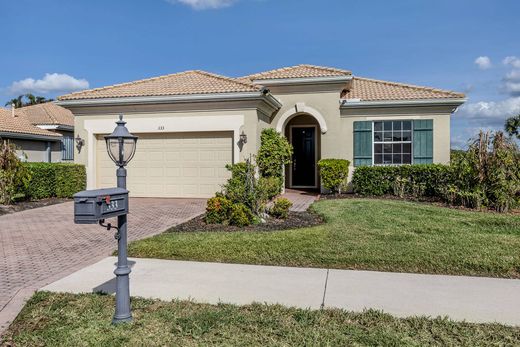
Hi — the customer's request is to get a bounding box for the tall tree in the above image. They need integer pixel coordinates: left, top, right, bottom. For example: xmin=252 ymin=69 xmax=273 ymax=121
xmin=5 ymin=95 xmax=24 ymax=108
xmin=505 ymin=114 xmax=520 ymax=140
xmin=4 ymin=94 xmax=53 ymax=108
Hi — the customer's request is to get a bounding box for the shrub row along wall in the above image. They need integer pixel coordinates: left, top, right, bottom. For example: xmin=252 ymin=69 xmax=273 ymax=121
xmin=352 ymin=164 xmax=452 ymax=197
xmin=24 ymin=163 xmax=86 ymax=199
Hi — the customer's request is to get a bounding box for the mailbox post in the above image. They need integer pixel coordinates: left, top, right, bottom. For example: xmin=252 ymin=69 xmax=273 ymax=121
xmin=104 ymin=115 xmax=138 ymax=324
xmin=74 ymin=115 xmax=137 ymax=325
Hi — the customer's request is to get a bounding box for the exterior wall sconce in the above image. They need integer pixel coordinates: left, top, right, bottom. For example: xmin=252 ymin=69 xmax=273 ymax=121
xmin=75 ymin=135 xmax=85 ymax=153
xmin=239 ymin=131 xmax=247 ymax=144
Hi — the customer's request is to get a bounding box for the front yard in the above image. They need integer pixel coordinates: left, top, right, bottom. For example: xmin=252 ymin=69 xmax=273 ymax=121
xmin=3 ymin=291 xmax=519 ymax=346
xmin=128 ymin=198 xmax=520 ymax=278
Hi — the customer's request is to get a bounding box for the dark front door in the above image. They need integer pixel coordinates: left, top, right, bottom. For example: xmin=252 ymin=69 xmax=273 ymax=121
xmin=291 ymin=127 xmax=316 ymax=187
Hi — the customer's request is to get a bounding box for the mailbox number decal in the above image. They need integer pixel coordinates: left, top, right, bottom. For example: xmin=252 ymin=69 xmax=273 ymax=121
xmin=105 ymin=200 xmax=119 ymax=212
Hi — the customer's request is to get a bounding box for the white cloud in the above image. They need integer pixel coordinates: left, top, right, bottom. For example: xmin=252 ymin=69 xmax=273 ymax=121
xmin=503 ymin=69 xmax=520 ymax=96
xmin=455 ymin=97 xmax=520 ymax=125
xmin=165 ymin=0 xmax=237 ymax=10
xmin=503 ymin=56 xmax=520 ymax=69
xmin=474 ymin=56 xmax=492 ymax=70
xmin=9 ymin=73 xmax=89 ymax=94
xmin=451 ymin=97 xmax=520 ymax=148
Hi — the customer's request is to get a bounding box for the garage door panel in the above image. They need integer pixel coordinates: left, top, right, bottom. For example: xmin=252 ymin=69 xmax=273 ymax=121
xmin=96 ymin=131 xmax=232 ymax=198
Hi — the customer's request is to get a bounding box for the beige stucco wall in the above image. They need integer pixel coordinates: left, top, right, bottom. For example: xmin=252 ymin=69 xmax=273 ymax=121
xmin=69 ymin=89 xmax=454 ymax=192
xmin=72 ymin=104 xmax=261 ymax=189
xmin=10 ymin=138 xmax=61 ymax=163
xmin=264 ymin=89 xmax=453 ymax=187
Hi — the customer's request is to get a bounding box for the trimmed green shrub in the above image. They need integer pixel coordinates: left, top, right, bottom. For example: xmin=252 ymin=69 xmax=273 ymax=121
xmin=257 ymin=128 xmax=293 ymax=180
xmin=229 ymin=203 xmax=253 ymax=227
xmin=318 ymin=159 xmax=350 ymax=194
xmin=24 ymin=163 xmax=56 ymax=199
xmin=205 ymin=195 xmax=232 ymax=224
xmin=24 ymin=162 xmax=86 ymax=199
xmin=269 ymin=197 xmax=292 ymax=219
xmin=0 ymin=141 xmax=31 ymax=204
xmin=55 ymin=164 xmax=86 ymax=198
xmin=352 ymin=164 xmax=452 ymax=197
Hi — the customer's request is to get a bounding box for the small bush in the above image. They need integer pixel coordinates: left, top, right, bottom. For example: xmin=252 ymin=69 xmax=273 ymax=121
xmin=269 ymin=197 xmax=293 ymax=219
xmin=222 ymin=161 xmax=258 ymax=213
xmin=0 ymin=141 xmax=31 ymax=204
xmin=205 ymin=195 xmax=232 ymax=224
xmin=229 ymin=203 xmax=253 ymax=227
xmin=257 ymin=128 xmax=293 ymax=179
xmin=318 ymin=159 xmax=350 ymax=194
xmin=257 ymin=176 xmax=282 ymax=201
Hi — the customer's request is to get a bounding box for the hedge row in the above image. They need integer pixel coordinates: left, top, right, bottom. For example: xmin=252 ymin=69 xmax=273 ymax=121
xmin=23 ymin=163 xmax=86 ymax=199
xmin=351 ymin=164 xmax=452 ymax=197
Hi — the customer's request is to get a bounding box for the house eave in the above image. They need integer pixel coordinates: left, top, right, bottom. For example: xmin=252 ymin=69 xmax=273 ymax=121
xmin=340 ymin=98 xmax=466 ymax=110
xmin=0 ymin=132 xmax=62 ymax=141
xmin=56 ymin=92 xmax=282 ymax=110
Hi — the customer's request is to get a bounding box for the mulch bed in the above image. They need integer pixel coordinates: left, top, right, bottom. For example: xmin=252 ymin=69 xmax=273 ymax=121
xmin=0 ymin=198 xmax=70 ymax=216
xmin=169 ymin=211 xmax=324 ymax=233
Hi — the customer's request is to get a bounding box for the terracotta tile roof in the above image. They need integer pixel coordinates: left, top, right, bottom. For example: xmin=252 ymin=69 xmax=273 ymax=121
xmin=243 ymin=64 xmax=352 ymax=80
xmin=18 ymin=102 xmax=74 ymax=127
xmin=0 ymin=109 xmax=62 ymax=138
xmin=343 ymin=77 xmax=465 ymax=101
xmin=58 ymin=70 xmax=260 ymax=101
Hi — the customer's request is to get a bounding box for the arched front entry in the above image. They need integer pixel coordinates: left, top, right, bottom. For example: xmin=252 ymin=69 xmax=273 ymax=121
xmin=284 ymin=114 xmax=321 ymax=189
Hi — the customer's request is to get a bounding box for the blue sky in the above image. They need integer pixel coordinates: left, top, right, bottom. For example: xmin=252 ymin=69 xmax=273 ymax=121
xmin=1 ymin=0 xmax=519 ymax=148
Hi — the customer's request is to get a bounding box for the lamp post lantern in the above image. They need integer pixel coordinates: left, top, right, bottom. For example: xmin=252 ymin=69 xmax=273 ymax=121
xmin=104 ymin=114 xmax=138 ymax=324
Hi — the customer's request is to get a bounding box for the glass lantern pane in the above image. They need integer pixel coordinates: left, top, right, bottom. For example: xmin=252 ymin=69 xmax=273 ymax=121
xmin=107 ymin=138 xmax=120 ymax=164
xmin=122 ymin=139 xmax=136 ymax=164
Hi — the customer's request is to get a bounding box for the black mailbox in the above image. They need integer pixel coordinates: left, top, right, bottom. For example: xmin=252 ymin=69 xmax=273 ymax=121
xmin=73 ymin=187 xmax=129 ymax=224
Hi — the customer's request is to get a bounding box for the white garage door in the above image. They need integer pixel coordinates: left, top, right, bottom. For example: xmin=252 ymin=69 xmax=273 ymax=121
xmin=96 ymin=132 xmax=233 ymax=198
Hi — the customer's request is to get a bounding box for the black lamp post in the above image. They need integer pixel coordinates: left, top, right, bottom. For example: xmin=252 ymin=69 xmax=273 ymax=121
xmin=104 ymin=115 xmax=138 ymax=324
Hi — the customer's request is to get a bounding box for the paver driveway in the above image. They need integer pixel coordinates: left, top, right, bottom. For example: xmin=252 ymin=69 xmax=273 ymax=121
xmin=0 ymin=198 xmax=205 ymax=331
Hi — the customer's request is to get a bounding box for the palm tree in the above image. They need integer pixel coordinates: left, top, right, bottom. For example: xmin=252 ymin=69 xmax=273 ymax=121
xmin=4 ymin=95 xmax=24 ymax=108
xmin=505 ymin=115 xmax=520 ymax=140
xmin=4 ymin=94 xmax=53 ymax=108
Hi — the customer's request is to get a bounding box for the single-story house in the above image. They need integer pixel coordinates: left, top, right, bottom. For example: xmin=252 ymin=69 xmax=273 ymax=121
xmin=57 ymin=64 xmax=466 ymax=197
xmin=0 ymin=107 xmax=63 ymax=162
xmin=0 ymin=102 xmax=75 ymax=162
xmin=20 ymin=102 xmax=75 ymax=161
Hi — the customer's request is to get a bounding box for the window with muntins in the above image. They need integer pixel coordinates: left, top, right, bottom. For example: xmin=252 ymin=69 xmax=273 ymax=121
xmin=373 ymin=121 xmax=412 ymax=165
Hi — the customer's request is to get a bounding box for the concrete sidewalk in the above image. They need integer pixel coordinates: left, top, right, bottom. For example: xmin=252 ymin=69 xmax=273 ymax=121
xmin=42 ymin=257 xmax=520 ymax=326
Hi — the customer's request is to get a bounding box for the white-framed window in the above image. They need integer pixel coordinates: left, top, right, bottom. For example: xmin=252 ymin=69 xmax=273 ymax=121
xmin=373 ymin=120 xmax=412 ymax=165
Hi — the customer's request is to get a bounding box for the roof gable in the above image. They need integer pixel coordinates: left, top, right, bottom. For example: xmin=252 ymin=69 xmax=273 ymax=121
xmin=243 ymin=64 xmax=352 ymax=81
xmin=58 ymin=70 xmax=260 ymax=101
xmin=19 ymin=102 xmax=74 ymax=127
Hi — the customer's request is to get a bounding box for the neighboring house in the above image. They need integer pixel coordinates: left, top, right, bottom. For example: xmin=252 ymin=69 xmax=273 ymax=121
xmin=19 ymin=102 xmax=75 ymax=161
xmin=57 ymin=64 xmax=465 ymax=197
xmin=0 ymin=108 xmax=62 ymax=162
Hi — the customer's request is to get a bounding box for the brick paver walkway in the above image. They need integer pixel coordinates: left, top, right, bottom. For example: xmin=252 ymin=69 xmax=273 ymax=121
xmin=0 ymin=198 xmax=205 ymax=332
xmin=283 ymin=189 xmax=319 ymax=212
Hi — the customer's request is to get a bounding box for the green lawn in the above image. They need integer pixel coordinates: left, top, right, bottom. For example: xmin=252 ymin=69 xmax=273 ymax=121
xmin=3 ymin=292 xmax=519 ymax=346
xmin=128 ymin=199 xmax=520 ymax=278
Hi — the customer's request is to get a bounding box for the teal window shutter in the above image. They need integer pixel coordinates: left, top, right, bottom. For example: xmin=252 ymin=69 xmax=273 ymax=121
xmin=353 ymin=121 xmax=372 ymax=166
xmin=413 ymin=120 xmax=433 ymax=164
